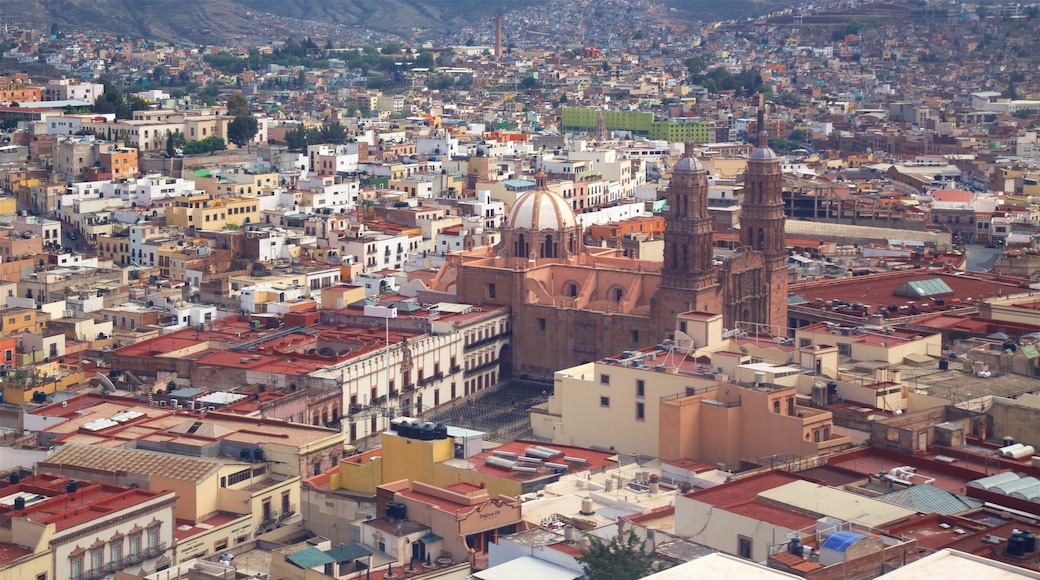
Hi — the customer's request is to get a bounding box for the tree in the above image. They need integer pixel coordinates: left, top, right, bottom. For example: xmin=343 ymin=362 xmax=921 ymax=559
xmin=520 ymin=75 xmax=539 ymax=89
xmin=284 ymin=125 xmax=309 ymax=151
xmin=183 ymin=135 xmax=226 ymax=155
xmin=226 ymin=91 xmax=249 ymax=117
xmin=578 ymin=532 xmax=665 ymax=580
xmin=415 ymin=51 xmax=435 ymax=68
xmin=684 ymin=56 xmax=706 ymax=76
xmin=788 ymin=128 xmax=807 ymax=142
xmin=227 ymin=116 xmax=259 ymax=149
xmin=318 ymin=120 xmax=348 ymax=144
xmin=381 ymin=42 xmax=402 ymax=55
xmin=778 ymin=90 xmax=802 ymax=107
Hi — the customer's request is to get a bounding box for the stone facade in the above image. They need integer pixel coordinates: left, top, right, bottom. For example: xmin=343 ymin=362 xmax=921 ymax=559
xmin=437 ymin=128 xmax=789 ymax=376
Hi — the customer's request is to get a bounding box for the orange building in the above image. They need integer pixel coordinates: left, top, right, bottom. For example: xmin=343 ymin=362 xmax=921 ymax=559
xmin=0 ymin=86 xmax=40 ymax=103
xmin=586 ymin=216 xmax=665 ymax=243
xmin=0 ymin=337 xmax=14 ymax=367
xmin=100 ymin=147 xmax=138 ymax=179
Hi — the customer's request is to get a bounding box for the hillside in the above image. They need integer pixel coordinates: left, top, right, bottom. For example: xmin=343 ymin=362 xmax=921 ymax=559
xmin=2 ymin=0 xmax=791 ymax=44
xmin=2 ymin=0 xmax=313 ymax=43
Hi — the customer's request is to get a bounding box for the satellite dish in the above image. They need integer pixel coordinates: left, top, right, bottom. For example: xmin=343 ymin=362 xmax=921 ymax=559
xmin=97 ymin=373 xmax=117 ymax=392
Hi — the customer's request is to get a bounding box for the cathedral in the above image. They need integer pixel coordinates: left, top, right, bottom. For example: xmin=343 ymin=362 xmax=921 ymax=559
xmin=427 ymin=107 xmax=788 ymax=379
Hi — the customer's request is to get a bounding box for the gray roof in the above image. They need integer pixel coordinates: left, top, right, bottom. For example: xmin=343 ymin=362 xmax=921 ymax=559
xmin=878 ymin=484 xmax=983 ymax=515
xmin=674 ymin=156 xmax=704 ymax=172
xmin=750 ymin=146 xmax=779 ymax=161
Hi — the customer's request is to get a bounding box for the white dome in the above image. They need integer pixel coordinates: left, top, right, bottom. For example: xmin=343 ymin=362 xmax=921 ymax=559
xmin=506 ymin=188 xmax=577 ymax=231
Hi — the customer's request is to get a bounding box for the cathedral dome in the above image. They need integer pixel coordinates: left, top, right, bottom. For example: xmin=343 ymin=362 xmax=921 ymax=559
xmin=749 ymin=145 xmax=779 ymax=161
xmin=505 ymin=172 xmax=577 ymax=231
xmin=674 ymin=141 xmax=703 ymax=172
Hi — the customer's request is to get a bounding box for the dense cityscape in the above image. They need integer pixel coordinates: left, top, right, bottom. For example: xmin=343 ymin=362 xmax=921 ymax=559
xmin=0 ymin=0 xmax=1038 ymax=578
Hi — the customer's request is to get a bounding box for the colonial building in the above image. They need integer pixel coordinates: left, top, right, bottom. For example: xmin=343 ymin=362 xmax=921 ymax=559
xmin=430 ymin=107 xmax=789 ymax=377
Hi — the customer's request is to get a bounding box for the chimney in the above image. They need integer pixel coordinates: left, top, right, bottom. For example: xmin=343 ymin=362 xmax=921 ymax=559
xmin=495 ymin=16 xmax=503 ymax=59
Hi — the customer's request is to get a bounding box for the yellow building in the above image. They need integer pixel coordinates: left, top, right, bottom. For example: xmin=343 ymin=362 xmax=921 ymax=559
xmin=0 ymin=306 xmax=43 ymax=334
xmin=165 ymin=194 xmax=260 ymax=229
xmin=196 ymin=168 xmax=279 ymax=197
xmin=0 ymin=362 xmax=85 ymax=405
xmin=0 ymin=197 xmax=17 ymax=215
xmin=319 ymin=284 xmax=366 ymax=310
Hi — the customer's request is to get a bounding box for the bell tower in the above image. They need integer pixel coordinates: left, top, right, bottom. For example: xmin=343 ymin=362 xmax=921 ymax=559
xmin=654 ymin=142 xmax=721 ymax=338
xmin=736 ymin=96 xmax=788 ymax=333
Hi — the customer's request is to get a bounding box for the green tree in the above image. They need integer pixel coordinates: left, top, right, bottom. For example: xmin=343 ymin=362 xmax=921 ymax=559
xmin=165 ymin=131 xmax=176 ymax=157
xmin=684 ymin=55 xmax=706 ymax=77
xmin=415 ymin=51 xmax=435 ymax=68
xmin=520 ymin=75 xmax=539 ymax=89
xmin=284 ymin=125 xmax=309 ymax=151
xmin=226 ymin=91 xmax=249 ymax=117
xmin=381 ymin=42 xmax=402 ymax=55
xmin=788 ymin=128 xmax=807 ymax=142
xmin=578 ymin=532 xmax=665 ymax=580
xmin=227 ymin=116 xmax=259 ymax=149
xmin=778 ymin=90 xmax=802 ymax=107
xmin=183 ymin=135 xmax=226 ymax=155
xmin=318 ymin=121 xmax=348 ymax=144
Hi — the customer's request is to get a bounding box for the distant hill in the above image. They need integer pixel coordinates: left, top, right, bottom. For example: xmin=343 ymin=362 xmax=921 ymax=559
xmin=2 ymin=0 xmax=298 ymax=43
xmin=3 ymin=0 xmax=791 ymax=44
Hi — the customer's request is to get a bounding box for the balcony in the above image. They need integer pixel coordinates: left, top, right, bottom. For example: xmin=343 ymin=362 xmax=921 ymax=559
xmin=79 ymin=544 xmax=168 ymax=580
xmin=464 ymin=331 xmax=511 ymax=352
xmin=449 ymin=365 xmax=462 ymax=374
xmin=464 ymin=359 xmax=499 ymax=377
xmin=418 ymin=372 xmax=444 ymax=386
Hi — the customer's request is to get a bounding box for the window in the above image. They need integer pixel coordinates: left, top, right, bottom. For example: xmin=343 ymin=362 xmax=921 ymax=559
xmin=91 ymin=550 xmax=103 ymax=573
xmin=600 ymin=396 xmax=610 ymax=408
xmin=537 ymin=318 xmax=546 ymax=331
xmin=227 ymin=468 xmax=251 ymax=486
xmin=636 ymin=402 xmax=645 ymax=421
xmin=111 ymin=543 xmax=122 ymax=565
xmin=487 ymin=283 xmax=496 ymax=298
xmin=738 ymin=536 xmax=753 ymax=559
xmin=837 ymin=344 xmax=851 ymax=356
xmin=636 ymin=380 xmax=645 ymax=398
xmin=630 ymin=329 xmax=639 ymax=344
xmin=71 ymin=557 xmax=83 ymax=580
xmin=600 ymin=374 xmax=610 ymax=385
xmin=130 ymin=535 xmax=141 ymax=558
xmin=215 ymin=539 xmax=228 ymax=551
xmin=148 ymin=528 xmax=159 ymax=549
xmin=773 ymin=400 xmax=780 ymax=414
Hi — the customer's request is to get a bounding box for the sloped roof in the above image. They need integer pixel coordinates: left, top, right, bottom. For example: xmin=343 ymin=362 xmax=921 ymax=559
xmin=39 ymin=444 xmax=222 ymax=483
xmin=325 ymin=543 xmax=372 ymax=562
xmin=877 ymin=484 xmax=983 ymax=516
xmin=287 ymin=547 xmax=336 ymax=569
xmin=893 ymin=278 xmax=953 ymax=298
